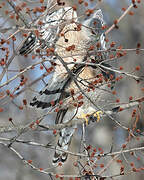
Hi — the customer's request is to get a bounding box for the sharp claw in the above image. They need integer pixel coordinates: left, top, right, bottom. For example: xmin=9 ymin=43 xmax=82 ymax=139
xmin=76 ymin=111 xmax=103 ymax=125
xmin=93 ymin=111 xmax=103 ymax=122
xmin=77 ymin=113 xmax=89 ymax=125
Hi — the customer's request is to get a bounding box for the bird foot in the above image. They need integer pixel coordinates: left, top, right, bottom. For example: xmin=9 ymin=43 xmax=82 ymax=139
xmin=77 ymin=111 xmax=103 ymax=125
xmin=92 ymin=111 xmax=103 ymax=122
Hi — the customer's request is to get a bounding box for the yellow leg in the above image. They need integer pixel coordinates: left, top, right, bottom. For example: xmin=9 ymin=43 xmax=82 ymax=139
xmin=77 ymin=112 xmax=89 ymax=125
xmin=77 ymin=111 xmax=103 ymax=125
xmin=93 ymin=111 xmax=103 ymax=122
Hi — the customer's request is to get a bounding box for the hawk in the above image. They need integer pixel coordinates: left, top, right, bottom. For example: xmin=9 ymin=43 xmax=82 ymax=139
xmin=19 ymin=7 xmax=115 ymax=164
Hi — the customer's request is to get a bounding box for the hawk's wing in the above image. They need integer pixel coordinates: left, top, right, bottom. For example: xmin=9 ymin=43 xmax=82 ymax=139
xmin=30 ymin=72 xmax=70 ymax=109
xmin=19 ymin=7 xmax=77 ymax=55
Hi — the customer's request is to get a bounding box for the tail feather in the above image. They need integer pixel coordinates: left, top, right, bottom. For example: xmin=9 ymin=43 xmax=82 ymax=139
xmin=19 ymin=33 xmax=37 ymax=55
xmin=52 ymin=127 xmax=75 ymax=164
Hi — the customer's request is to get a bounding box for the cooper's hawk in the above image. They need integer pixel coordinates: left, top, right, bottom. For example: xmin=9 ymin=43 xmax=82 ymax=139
xmin=19 ymin=7 xmax=115 ymax=164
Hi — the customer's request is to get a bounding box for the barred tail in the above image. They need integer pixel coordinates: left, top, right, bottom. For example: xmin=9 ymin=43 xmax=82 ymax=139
xmin=52 ymin=127 xmax=75 ymax=164
xmin=19 ymin=33 xmax=37 ymax=55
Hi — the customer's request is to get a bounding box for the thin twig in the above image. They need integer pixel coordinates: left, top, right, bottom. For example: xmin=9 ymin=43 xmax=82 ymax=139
xmin=105 ymin=3 xmax=134 ymax=35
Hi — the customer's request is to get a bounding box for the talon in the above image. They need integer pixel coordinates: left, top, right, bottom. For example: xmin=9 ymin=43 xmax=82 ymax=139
xmin=77 ymin=113 xmax=89 ymax=125
xmin=77 ymin=111 xmax=103 ymax=125
xmin=93 ymin=111 xmax=103 ymax=122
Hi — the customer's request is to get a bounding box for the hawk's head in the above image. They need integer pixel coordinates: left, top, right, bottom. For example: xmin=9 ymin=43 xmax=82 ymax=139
xmin=82 ymin=9 xmax=105 ymax=40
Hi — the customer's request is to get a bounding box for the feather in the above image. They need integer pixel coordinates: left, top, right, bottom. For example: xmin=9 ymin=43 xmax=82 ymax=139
xmin=19 ymin=7 xmax=77 ymax=55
